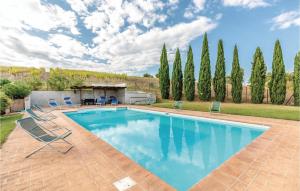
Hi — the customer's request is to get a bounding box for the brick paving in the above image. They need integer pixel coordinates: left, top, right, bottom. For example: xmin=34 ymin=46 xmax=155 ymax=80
xmin=0 ymin=105 xmax=299 ymax=191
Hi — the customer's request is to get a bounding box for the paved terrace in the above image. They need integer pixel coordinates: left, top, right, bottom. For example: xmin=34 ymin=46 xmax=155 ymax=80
xmin=0 ymin=106 xmax=299 ymax=191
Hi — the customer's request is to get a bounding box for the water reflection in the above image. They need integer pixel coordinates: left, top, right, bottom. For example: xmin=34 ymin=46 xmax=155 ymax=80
xmin=183 ymin=119 xmax=196 ymax=161
xmin=159 ymin=116 xmax=170 ymax=160
xmin=171 ymin=118 xmax=183 ymax=156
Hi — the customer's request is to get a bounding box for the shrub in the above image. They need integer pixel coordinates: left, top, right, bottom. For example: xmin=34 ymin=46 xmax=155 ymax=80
xmin=3 ymin=82 xmax=32 ymax=99
xmin=0 ymin=92 xmax=12 ymax=114
xmin=0 ymin=79 xmax=11 ymax=88
xmin=143 ymin=73 xmax=153 ymax=78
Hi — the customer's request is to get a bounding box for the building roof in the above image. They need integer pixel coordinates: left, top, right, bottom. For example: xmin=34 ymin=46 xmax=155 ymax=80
xmin=71 ymin=83 xmax=126 ymax=89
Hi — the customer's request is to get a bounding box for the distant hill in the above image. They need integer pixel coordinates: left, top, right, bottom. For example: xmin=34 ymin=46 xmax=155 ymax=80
xmin=0 ymin=66 xmax=160 ymax=94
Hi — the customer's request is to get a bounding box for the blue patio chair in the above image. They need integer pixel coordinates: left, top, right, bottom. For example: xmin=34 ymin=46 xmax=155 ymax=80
xmin=17 ymin=117 xmax=73 ymax=158
xmin=111 ymin=97 xmax=118 ymax=105
xmin=48 ymin=99 xmax=60 ymax=109
xmin=63 ymin=97 xmax=80 ymax=107
xmin=96 ymin=96 xmax=106 ymax=106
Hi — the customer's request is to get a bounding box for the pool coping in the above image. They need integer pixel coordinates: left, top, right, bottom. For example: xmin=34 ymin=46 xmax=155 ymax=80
xmin=58 ymin=105 xmax=299 ymax=191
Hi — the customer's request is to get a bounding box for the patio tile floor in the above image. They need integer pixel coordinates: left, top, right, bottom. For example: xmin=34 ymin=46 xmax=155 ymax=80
xmin=0 ymin=105 xmax=299 ymax=191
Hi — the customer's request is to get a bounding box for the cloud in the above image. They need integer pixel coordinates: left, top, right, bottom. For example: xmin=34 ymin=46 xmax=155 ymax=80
xmin=222 ymin=0 xmax=270 ymax=9
xmin=271 ymin=10 xmax=300 ymax=30
xmin=184 ymin=0 xmax=206 ymax=19
xmin=0 ymin=0 xmax=219 ymax=75
xmin=193 ymin=0 xmax=206 ymax=10
xmin=0 ymin=0 xmax=79 ymax=34
xmin=90 ymin=17 xmax=218 ymax=73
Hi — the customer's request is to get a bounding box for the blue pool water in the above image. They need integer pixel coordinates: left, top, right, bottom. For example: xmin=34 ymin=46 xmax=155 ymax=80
xmin=65 ymin=108 xmax=266 ymax=191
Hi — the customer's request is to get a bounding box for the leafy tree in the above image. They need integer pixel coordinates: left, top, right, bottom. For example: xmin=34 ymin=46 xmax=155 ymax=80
xmin=213 ymin=40 xmax=226 ymax=102
xmin=159 ymin=44 xmax=170 ymax=99
xmin=143 ymin=73 xmax=153 ymax=78
xmin=47 ymin=68 xmax=69 ymax=91
xmin=0 ymin=79 xmax=11 ymax=88
xmin=231 ymin=45 xmax=244 ymax=103
xmin=0 ymin=91 xmax=12 ymax=114
xmin=27 ymin=77 xmax=43 ymax=90
xmin=26 ymin=69 xmax=43 ymax=90
xmin=250 ymin=47 xmax=267 ymax=104
xmin=294 ymin=52 xmax=300 ymax=106
xmin=269 ymin=40 xmax=286 ymax=104
xmin=184 ymin=46 xmax=195 ymax=101
xmin=67 ymin=75 xmax=84 ymax=87
xmin=198 ymin=33 xmax=211 ymax=101
xmin=171 ymin=48 xmax=183 ymax=101
xmin=3 ymin=81 xmax=31 ymax=99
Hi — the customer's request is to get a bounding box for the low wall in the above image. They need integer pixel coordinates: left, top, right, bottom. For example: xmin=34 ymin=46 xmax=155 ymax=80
xmin=30 ymin=91 xmax=80 ymax=107
xmin=125 ymin=91 xmax=156 ymax=104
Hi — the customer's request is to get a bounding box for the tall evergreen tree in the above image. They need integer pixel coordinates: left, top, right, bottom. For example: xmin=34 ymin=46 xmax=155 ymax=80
xmin=198 ymin=33 xmax=211 ymax=101
xmin=269 ymin=40 xmax=286 ymax=104
xmin=213 ymin=40 xmax=226 ymax=102
xmin=231 ymin=45 xmax=244 ymax=103
xmin=184 ymin=46 xmax=195 ymax=101
xmin=172 ymin=48 xmax=183 ymax=101
xmin=159 ymin=44 xmax=170 ymax=99
xmin=250 ymin=47 xmax=267 ymax=104
xmin=293 ymin=52 xmax=300 ymax=106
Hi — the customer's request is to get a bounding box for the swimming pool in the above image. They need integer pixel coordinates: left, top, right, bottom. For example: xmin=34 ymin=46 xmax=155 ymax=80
xmin=65 ymin=107 xmax=267 ymax=191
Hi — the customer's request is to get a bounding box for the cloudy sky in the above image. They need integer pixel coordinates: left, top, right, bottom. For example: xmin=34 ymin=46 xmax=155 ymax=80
xmin=0 ymin=0 xmax=299 ymax=80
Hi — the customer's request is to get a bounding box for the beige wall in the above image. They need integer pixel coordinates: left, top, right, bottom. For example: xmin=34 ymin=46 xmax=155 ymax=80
xmin=30 ymin=89 xmax=128 ymax=106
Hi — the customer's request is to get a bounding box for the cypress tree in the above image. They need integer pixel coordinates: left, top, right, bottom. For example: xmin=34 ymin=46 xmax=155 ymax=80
xmin=198 ymin=33 xmax=211 ymax=101
xmin=231 ymin=45 xmax=244 ymax=103
xmin=159 ymin=44 xmax=170 ymax=99
xmin=213 ymin=40 xmax=226 ymax=102
xmin=250 ymin=47 xmax=267 ymax=104
xmin=184 ymin=46 xmax=195 ymax=101
xmin=172 ymin=48 xmax=183 ymax=101
xmin=294 ymin=52 xmax=300 ymax=106
xmin=269 ymin=40 xmax=286 ymax=104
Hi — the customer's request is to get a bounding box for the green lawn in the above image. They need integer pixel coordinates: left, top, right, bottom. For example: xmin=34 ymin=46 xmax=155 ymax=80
xmin=0 ymin=113 xmax=23 ymax=146
xmin=152 ymin=100 xmax=300 ymax=121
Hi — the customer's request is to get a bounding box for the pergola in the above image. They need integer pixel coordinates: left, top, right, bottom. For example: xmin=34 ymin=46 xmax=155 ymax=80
xmin=71 ymin=83 xmax=126 ymax=104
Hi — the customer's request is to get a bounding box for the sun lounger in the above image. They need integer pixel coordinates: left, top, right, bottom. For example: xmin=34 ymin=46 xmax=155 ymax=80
xmin=210 ymin=101 xmax=221 ymax=112
xmin=17 ymin=117 xmax=73 ymax=158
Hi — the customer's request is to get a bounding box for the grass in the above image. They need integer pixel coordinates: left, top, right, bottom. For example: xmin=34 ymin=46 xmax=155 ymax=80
xmin=0 ymin=113 xmax=23 ymax=146
xmin=152 ymin=100 xmax=300 ymax=121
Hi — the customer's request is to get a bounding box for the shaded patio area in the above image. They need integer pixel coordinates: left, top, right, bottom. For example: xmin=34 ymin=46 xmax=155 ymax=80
xmin=0 ymin=106 xmax=299 ymax=191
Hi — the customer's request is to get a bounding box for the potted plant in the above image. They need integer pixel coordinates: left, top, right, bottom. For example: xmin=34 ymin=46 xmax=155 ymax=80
xmin=3 ymin=81 xmax=31 ymax=112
